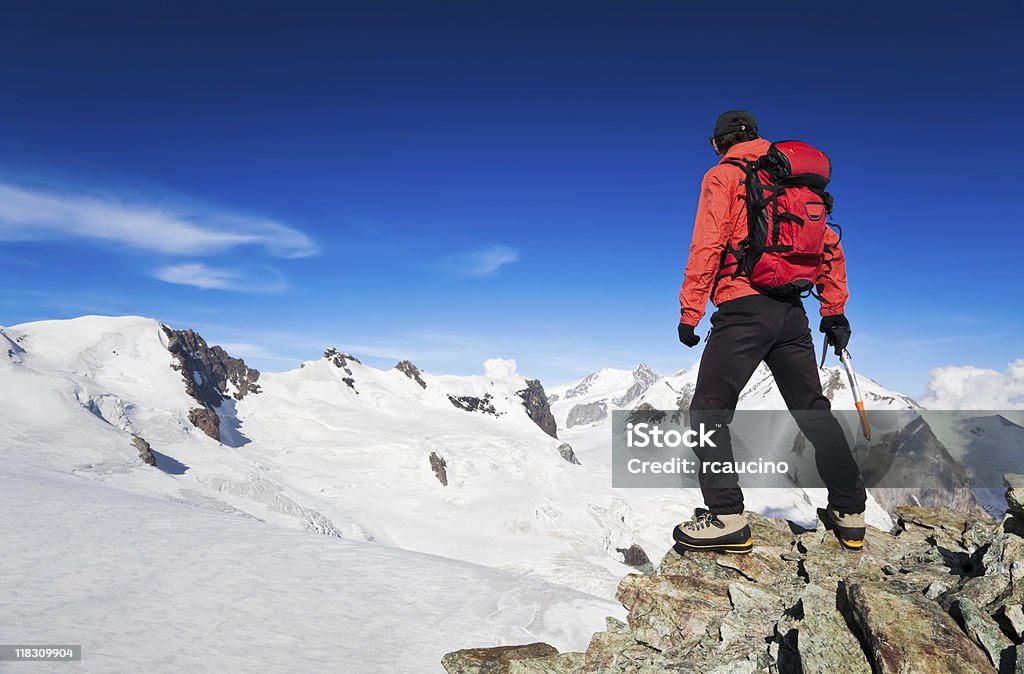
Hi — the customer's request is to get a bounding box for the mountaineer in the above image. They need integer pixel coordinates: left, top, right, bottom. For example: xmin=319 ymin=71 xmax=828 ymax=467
xmin=673 ymin=111 xmax=867 ymax=554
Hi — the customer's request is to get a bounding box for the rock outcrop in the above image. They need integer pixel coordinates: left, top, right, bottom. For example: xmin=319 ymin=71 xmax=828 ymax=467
xmin=163 ymin=326 xmax=261 ymax=407
xmin=847 ymin=582 xmax=995 ymax=673
xmin=562 ymin=372 xmax=601 ymax=401
xmin=163 ymin=325 xmax=261 ymax=441
xmin=323 ymin=347 xmax=360 ymax=374
xmin=429 ymin=451 xmax=448 ymax=487
xmin=565 ymin=401 xmax=608 ymax=429
xmin=325 ymin=348 xmax=361 ymax=393
xmin=615 ymin=543 xmax=653 ymax=574
xmin=1 ymin=327 xmax=25 ymax=363
xmin=1006 ymin=474 xmax=1024 ymax=520
xmin=557 ymin=443 xmax=581 ymax=466
xmin=395 ymin=360 xmax=427 ymax=389
xmin=188 ymin=408 xmax=221 ymax=441
xmin=441 ymin=643 xmax=558 ymax=674
xmin=448 ymin=393 xmax=501 ymax=417
xmin=611 ymin=364 xmax=659 ymax=408
xmin=517 ymin=379 xmax=558 ymax=439
xmin=444 ymin=482 xmax=1024 ymax=673
xmin=131 ymin=435 xmax=156 ymax=466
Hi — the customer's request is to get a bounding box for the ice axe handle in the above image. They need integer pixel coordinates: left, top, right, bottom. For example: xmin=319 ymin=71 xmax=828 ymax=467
xmin=820 ymin=335 xmax=827 ymax=367
xmin=855 ymin=401 xmax=872 ymax=441
xmin=839 ymin=349 xmax=872 ymax=441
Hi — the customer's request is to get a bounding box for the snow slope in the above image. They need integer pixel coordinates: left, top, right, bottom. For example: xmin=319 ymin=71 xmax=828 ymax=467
xmin=0 ymin=316 xmax=682 ymax=602
xmin=0 ymin=458 xmax=618 ymax=673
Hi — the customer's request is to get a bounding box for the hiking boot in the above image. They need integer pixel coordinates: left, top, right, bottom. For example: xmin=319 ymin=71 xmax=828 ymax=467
xmin=819 ymin=506 xmax=865 ymax=551
xmin=672 ymin=508 xmax=753 ymax=554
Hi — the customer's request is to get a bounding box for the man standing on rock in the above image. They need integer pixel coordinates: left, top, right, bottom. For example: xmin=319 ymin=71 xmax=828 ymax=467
xmin=673 ymin=111 xmax=867 ymax=554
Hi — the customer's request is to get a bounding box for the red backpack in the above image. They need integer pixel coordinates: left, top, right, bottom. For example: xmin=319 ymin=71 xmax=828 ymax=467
xmin=717 ymin=141 xmax=839 ymax=297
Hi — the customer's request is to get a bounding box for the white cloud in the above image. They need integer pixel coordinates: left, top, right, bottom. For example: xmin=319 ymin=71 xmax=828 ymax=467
xmin=483 ymin=357 xmax=517 ymax=378
xmin=0 ymin=182 xmax=318 ymax=258
xmin=152 ymin=263 xmax=288 ymax=293
xmin=920 ymin=358 xmax=1024 ymax=409
xmin=444 ymin=245 xmax=519 ymax=278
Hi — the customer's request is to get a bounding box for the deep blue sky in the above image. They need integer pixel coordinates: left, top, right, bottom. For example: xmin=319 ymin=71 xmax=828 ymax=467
xmin=1 ymin=1 xmax=1022 ymax=397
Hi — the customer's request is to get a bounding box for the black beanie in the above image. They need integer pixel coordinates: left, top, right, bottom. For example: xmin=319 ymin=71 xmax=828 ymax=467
xmin=713 ymin=110 xmax=758 ymax=138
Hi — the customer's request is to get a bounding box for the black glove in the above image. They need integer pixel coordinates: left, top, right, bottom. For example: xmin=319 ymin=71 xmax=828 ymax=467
xmin=819 ymin=314 xmax=851 ymax=355
xmin=678 ymin=323 xmax=700 ymax=348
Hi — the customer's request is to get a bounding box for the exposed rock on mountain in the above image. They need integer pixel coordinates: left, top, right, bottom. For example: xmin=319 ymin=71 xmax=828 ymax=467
xmin=858 ymin=416 xmax=986 ymax=516
xmin=131 ymin=435 xmax=156 ymax=466
xmin=395 ymin=360 xmax=427 ymax=389
xmin=442 ymin=643 xmax=558 ymax=674
xmin=821 ymin=368 xmax=845 ymax=401
xmin=562 ymin=372 xmax=602 ymax=401
xmin=517 ymin=379 xmax=557 ymax=439
xmin=323 ymin=347 xmax=360 ymax=375
xmin=847 ymin=581 xmax=995 ymax=673
xmin=557 ymin=443 xmax=581 ymax=466
xmin=797 ymin=583 xmax=871 ymax=673
xmin=188 ymin=408 xmax=221 ymax=441
xmin=163 ymin=326 xmax=261 ymax=407
xmin=1 ymin=328 xmax=25 ymax=363
xmin=448 ymin=393 xmax=500 ymax=416
xmin=163 ymin=325 xmax=261 ymax=441
xmin=566 ymin=401 xmax=607 ymax=429
xmin=1005 ymin=474 xmax=1024 ymax=519
xmin=611 ymin=364 xmax=659 ymax=408
xmin=669 ymin=382 xmax=695 ymax=421
xmin=949 ymin=597 xmax=1013 ymax=668
xmin=429 ymin=451 xmax=448 ymax=487
xmin=444 ymin=483 xmax=1024 ymax=673
xmin=623 ymin=402 xmax=665 ymax=426
xmin=615 ymin=544 xmax=652 ymax=574
xmin=820 ymin=366 xmax=920 ymax=409
xmin=322 ymin=348 xmax=362 ymax=393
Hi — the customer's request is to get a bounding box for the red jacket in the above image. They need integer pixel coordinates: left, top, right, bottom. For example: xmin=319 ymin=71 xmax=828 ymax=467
xmin=679 ymin=138 xmax=848 ymax=326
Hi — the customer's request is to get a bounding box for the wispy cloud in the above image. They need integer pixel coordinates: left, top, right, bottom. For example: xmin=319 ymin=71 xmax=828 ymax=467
xmin=0 ymin=182 xmax=318 ymax=258
xmin=152 ymin=262 xmax=288 ymax=293
xmin=442 ymin=245 xmax=519 ymax=278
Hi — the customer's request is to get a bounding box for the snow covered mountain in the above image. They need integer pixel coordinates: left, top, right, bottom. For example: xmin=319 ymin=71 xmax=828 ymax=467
xmin=0 ymin=316 xmax=644 ymax=594
xmin=0 ymin=317 xmax=889 ymax=586
xmin=549 ymin=359 xmax=1017 ymax=517
xmin=3 ymin=315 xmax=1016 ymax=670
xmin=548 ymin=361 xmax=919 ymax=432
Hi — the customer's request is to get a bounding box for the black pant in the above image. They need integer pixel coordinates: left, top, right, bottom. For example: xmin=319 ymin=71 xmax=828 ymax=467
xmin=689 ymin=294 xmax=866 ymax=515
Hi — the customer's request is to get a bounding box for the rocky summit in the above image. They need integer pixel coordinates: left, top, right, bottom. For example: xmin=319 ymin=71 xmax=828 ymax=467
xmin=443 ymin=476 xmax=1024 ymax=673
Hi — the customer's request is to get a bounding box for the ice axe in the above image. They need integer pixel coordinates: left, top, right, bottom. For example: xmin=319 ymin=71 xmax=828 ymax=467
xmin=821 ymin=336 xmax=872 ymax=440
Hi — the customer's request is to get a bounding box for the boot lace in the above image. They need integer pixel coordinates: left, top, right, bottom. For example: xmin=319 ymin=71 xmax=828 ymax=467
xmin=685 ymin=511 xmax=718 ymax=531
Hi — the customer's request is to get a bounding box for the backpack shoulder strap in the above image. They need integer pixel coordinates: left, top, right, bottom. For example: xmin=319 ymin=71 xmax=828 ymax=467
xmin=711 ymin=157 xmax=756 ymax=284
xmin=719 ymin=157 xmax=754 ymax=174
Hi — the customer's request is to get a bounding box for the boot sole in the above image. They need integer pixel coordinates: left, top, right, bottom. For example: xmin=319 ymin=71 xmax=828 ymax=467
xmin=673 ymin=539 xmax=753 ymax=555
xmin=817 ymin=508 xmax=865 ymax=551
